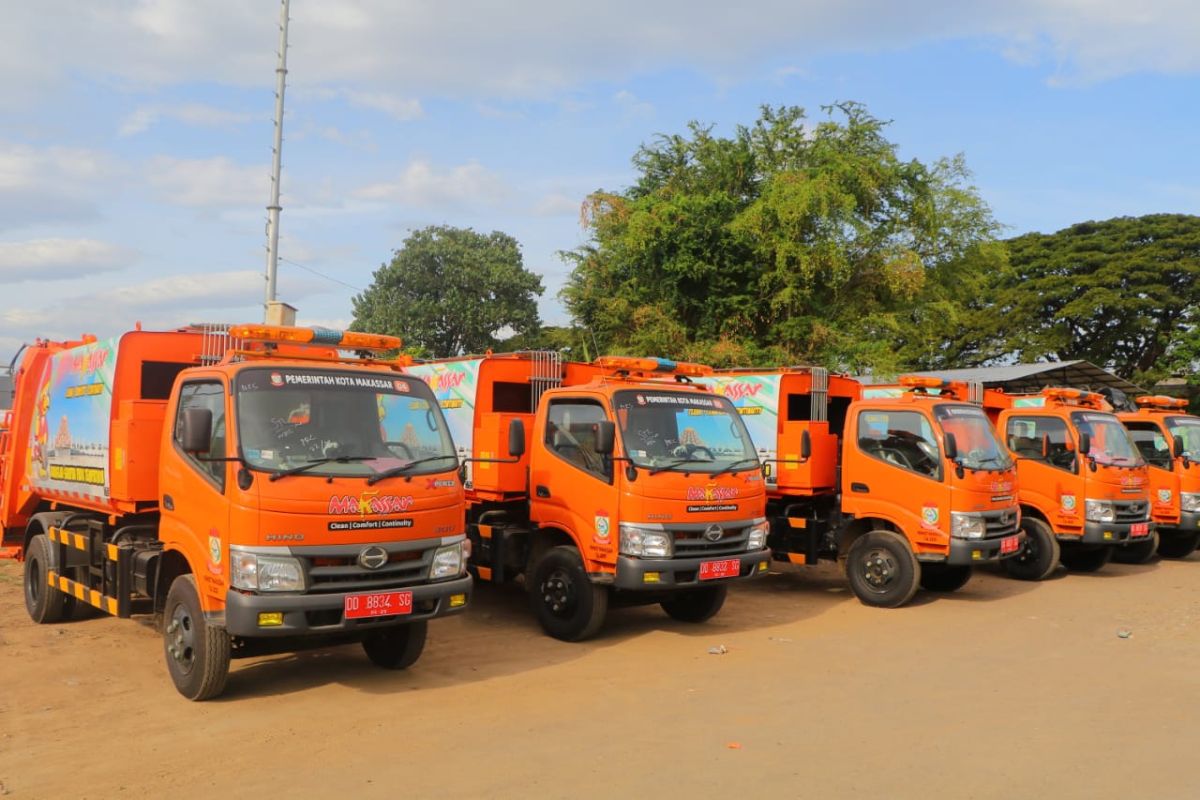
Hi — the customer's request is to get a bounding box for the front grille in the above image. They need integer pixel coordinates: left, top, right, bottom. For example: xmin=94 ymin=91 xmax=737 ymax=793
xmin=982 ymin=508 xmax=1019 ymax=539
xmin=301 ymin=545 xmax=435 ymax=593
xmin=673 ymin=525 xmax=749 ymax=558
xmin=1115 ymin=501 xmax=1149 ymax=524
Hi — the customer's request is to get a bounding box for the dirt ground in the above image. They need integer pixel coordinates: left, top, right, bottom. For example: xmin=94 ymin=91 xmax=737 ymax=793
xmin=2 ymin=555 xmax=1199 ymax=800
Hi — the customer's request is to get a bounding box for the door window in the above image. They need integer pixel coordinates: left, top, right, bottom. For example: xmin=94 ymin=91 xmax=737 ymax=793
xmin=857 ymin=409 xmax=940 ymax=479
xmin=1123 ymin=421 xmax=1172 ymax=469
xmin=174 ymin=381 xmax=227 ymax=489
xmin=545 ymin=399 xmax=611 ymax=482
xmin=1005 ymin=415 xmax=1075 ymax=472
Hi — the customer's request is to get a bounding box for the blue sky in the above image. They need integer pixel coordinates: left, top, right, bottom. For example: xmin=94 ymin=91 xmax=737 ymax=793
xmin=2 ymin=1 xmax=1198 ymax=362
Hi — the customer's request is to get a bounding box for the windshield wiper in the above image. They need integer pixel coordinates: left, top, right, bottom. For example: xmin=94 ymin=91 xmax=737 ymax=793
xmin=711 ymin=457 xmax=761 ymax=477
xmin=649 ymin=457 xmax=712 ymax=476
xmin=366 ymin=455 xmax=458 ymax=485
xmin=269 ymin=455 xmax=375 ymax=482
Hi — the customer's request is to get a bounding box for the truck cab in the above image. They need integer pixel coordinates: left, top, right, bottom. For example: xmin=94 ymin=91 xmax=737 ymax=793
xmin=986 ymin=387 xmax=1152 ymax=573
xmin=1118 ymin=395 xmax=1200 ymax=558
xmin=407 ymin=354 xmax=770 ymax=641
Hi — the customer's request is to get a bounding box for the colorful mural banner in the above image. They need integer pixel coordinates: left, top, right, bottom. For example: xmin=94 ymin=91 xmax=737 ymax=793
xmin=403 ymin=359 xmax=483 ymax=459
xmin=700 ymin=375 xmax=782 ymax=477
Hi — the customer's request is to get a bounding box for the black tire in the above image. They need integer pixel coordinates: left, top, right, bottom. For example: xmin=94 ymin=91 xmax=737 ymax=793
xmin=529 ymin=545 xmax=608 ymax=641
xmin=1059 ymin=544 xmax=1114 ymax=573
xmin=1157 ymin=530 xmax=1200 ymax=559
xmin=163 ymin=575 xmax=231 ymax=701
xmin=24 ymin=534 xmax=69 ymax=624
xmin=845 ymin=530 xmax=920 ymax=608
xmin=1002 ymin=517 xmax=1061 ymax=581
xmin=1113 ymin=531 xmax=1159 ymax=565
xmin=661 ymin=585 xmax=727 ymax=623
xmin=919 ymin=564 xmax=972 ymax=593
xmin=362 ymin=621 xmax=428 ymax=670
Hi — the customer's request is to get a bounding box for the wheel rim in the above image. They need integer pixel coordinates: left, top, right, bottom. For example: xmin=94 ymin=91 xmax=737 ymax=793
xmin=540 ymin=567 xmax=578 ymax=619
xmin=166 ymin=602 xmax=197 ymax=675
xmin=1015 ymin=531 xmax=1040 ymax=565
xmin=859 ymin=547 xmax=899 ymax=593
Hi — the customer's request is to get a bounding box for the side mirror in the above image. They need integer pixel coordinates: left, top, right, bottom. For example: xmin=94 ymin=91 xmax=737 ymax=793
xmin=800 ymin=430 xmax=812 ymax=461
xmin=507 ymin=418 xmax=526 ymax=458
xmin=1078 ymin=432 xmax=1091 ymax=456
xmin=944 ymin=431 xmax=958 ymax=461
xmin=1174 ymin=435 xmax=1185 ymax=459
xmin=594 ymin=420 xmax=616 ymax=455
xmin=180 ymin=407 xmax=213 ymax=454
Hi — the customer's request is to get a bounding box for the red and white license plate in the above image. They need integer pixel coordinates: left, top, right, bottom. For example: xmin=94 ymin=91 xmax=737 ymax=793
xmin=1131 ymin=522 xmax=1150 ymax=538
xmin=344 ymin=590 xmax=413 ymax=619
xmin=699 ymin=558 xmax=741 ymax=581
xmin=1000 ymin=535 xmax=1020 ymax=555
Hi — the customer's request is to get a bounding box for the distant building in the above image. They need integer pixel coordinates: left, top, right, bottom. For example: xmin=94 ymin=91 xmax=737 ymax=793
xmin=909 ymin=360 xmax=1143 ymax=396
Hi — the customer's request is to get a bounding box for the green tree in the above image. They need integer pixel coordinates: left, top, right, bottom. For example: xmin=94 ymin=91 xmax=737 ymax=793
xmin=951 ymin=214 xmax=1200 ymax=384
xmin=352 ymin=225 xmax=544 ymax=357
xmin=562 ymin=103 xmax=999 ymax=372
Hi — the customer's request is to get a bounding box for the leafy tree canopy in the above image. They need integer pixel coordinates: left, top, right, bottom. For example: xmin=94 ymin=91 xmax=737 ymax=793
xmin=353 ymin=225 xmax=543 ymax=357
xmin=562 ymin=103 xmax=1000 ymax=373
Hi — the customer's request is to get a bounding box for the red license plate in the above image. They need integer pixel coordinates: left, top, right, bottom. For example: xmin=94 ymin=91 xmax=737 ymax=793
xmin=1000 ymin=535 xmax=1020 ymax=555
xmin=344 ymin=590 xmax=413 ymax=619
xmin=699 ymin=558 xmax=741 ymax=581
xmin=1131 ymin=522 xmax=1150 ymax=538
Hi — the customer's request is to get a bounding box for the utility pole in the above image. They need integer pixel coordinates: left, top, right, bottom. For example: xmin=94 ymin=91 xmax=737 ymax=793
xmin=263 ymin=0 xmax=290 ymax=319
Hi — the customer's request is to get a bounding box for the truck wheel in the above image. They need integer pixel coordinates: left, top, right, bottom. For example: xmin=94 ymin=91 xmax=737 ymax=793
xmin=1059 ymin=544 xmax=1113 ymax=573
xmin=163 ymin=575 xmax=231 ymax=701
xmin=1002 ymin=517 xmax=1060 ymax=581
xmin=661 ymin=585 xmax=727 ymax=623
xmin=918 ymin=564 xmax=972 ymax=592
xmin=845 ymin=530 xmax=920 ymax=608
xmin=1157 ymin=530 xmax=1200 ymax=559
xmin=529 ymin=545 xmax=608 ymax=641
xmin=362 ymin=621 xmax=428 ymax=670
xmin=1114 ymin=531 xmax=1159 ymax=564
xmin=24 ymin=534 xmax=69 ymax=624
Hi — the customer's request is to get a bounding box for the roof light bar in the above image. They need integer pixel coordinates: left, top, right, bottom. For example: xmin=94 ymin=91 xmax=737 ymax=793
xmin=1135 ymin=395 xmax=1189 ymax=409
xmin=595 ymin=356 xmax=713 ymax=377
xmin=228 ymin=324 xmax=401 ymax=352
xmin=899 ymin=375 xmax=944 ymax=389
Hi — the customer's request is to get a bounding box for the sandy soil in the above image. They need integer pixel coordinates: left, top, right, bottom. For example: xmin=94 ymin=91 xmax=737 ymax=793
xmin=1 ymin=555 xmax=1199 ymax=799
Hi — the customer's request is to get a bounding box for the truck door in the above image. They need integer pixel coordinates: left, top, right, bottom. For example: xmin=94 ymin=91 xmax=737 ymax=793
xmin=1003 ymin=414 xmax=1082 ymax=532
xmin=530 ymin=396 xmax=619 ymax=570
xmin=159 ymin=379 xmax=232 ymax=607
xmin=1125 ymin=420 xmax=1181 ymax=525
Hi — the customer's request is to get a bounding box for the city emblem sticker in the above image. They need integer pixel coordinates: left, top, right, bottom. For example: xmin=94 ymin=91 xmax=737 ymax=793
xmin=1158 ymin=489 xmax=1172 ymax=504
xmin=270 ymin=371 xmax=285 ymax=387
xmin=1061 ymin=494 xmax=1077 ymax=512
xmin=208 ymin=533 xmax=222 ymax=565
xmin=594 ymin=511 xmax=611 ymax=542
xmin=921 ymin=503 xmax=940 ymax=528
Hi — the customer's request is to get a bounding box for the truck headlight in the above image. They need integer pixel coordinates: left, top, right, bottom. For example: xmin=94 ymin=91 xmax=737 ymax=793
xmin=1085 ymin=499 xmax=1115 ymax=523
xmin=230 ymin=550 xmax=305 ymax=592
xmin=619 ymin=524 xmax=673 ymax=558
xmin=430 ymin=541 xmax=467 ymax=580
xmin=950 ymin=513 xmax=986 ymax=540
xmin=746 ymin=520 xmax=769 ymax=551
xmin=1181 ymin=493 xmax=1200 ymax=512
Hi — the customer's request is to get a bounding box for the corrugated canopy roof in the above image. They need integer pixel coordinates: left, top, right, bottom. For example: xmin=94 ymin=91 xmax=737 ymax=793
xmin=911 ymin=361 xmax=1143 ymax=395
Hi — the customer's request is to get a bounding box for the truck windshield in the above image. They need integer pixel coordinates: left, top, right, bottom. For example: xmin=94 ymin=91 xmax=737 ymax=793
xmin=934 ymin=404 xmax=1012 ymax=471
xmin=1166 ymin=416 xmax=1200 ymax=460
xmin=1071 ymin=411 xmax=1144 ymax=467
xmin=613 ymin=389 xmax=757 ymax=474
xmin=235 ymin=368 xmax=457 ymax=478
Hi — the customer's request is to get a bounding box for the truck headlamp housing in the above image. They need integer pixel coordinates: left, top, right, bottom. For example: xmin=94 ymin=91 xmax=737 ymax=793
xmin=1085 ymin=499 xmax=1115 ymax=523
xmin=430 ymin=541 xmax=467 ymax=580
xmin=230 ymin=549 xmax=305 ymax=592
xmin=950 ymin=513 xmax=986 ymax=540
xmin=619 ymin=524 xmax=673 ymax=558
xmin=746 ymin=520 xmax=770 ymax=551
xmin=1180 ymin=493 xmax=1200 ymax=513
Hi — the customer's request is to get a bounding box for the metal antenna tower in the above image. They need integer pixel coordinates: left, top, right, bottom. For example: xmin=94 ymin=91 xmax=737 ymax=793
xmin=263 ymin=0 xmax=291 ymax=318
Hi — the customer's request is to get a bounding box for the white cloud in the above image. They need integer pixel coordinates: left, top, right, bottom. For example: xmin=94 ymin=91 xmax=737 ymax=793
xmin=118 ymin=103 xmax=256 ymax=136
xmin=0 ymin=141 xmax=118 ymax=230
xmin=354 ymin=159 xmax=510 ymax=209
xmin=146 ymin=155 xmax=267 ymax=208
xmin=0 ymin=238 xmax=135 ymax=282
xmin=613 ymin=89 xmax=654 ymax=117
xmin=533 ymin=192 xmax=581 ymax=218
xmin=341 ymin=90 xmax=423 ymax=121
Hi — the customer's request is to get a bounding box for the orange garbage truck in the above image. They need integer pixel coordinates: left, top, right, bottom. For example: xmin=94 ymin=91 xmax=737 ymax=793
xmin=699 ymin=370 xmax=1023 ymax=607
xmin=982 ymin=387 xmax=1153 ymax=572
xmin=404 ymin=353 xmax=771 ymax=641
xmin=1117 ymin=395 xmax=1200 ymax=559
xmin=0 ymin=324 xmax=471 ymax=699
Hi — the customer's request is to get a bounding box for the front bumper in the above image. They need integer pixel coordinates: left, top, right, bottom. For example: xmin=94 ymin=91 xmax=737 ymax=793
xmin=1080 ymin=520 xmax=1152 ymax=545
xmin=947 ymin=531 xmax=1025 ymax=566
xmin=222 ymin=574 xmax=472 ymax=637
xmin=611 ymin=548 xmax=771 ymax=590
xmin=1175 ymin=510 xmax=1200 ymax=532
